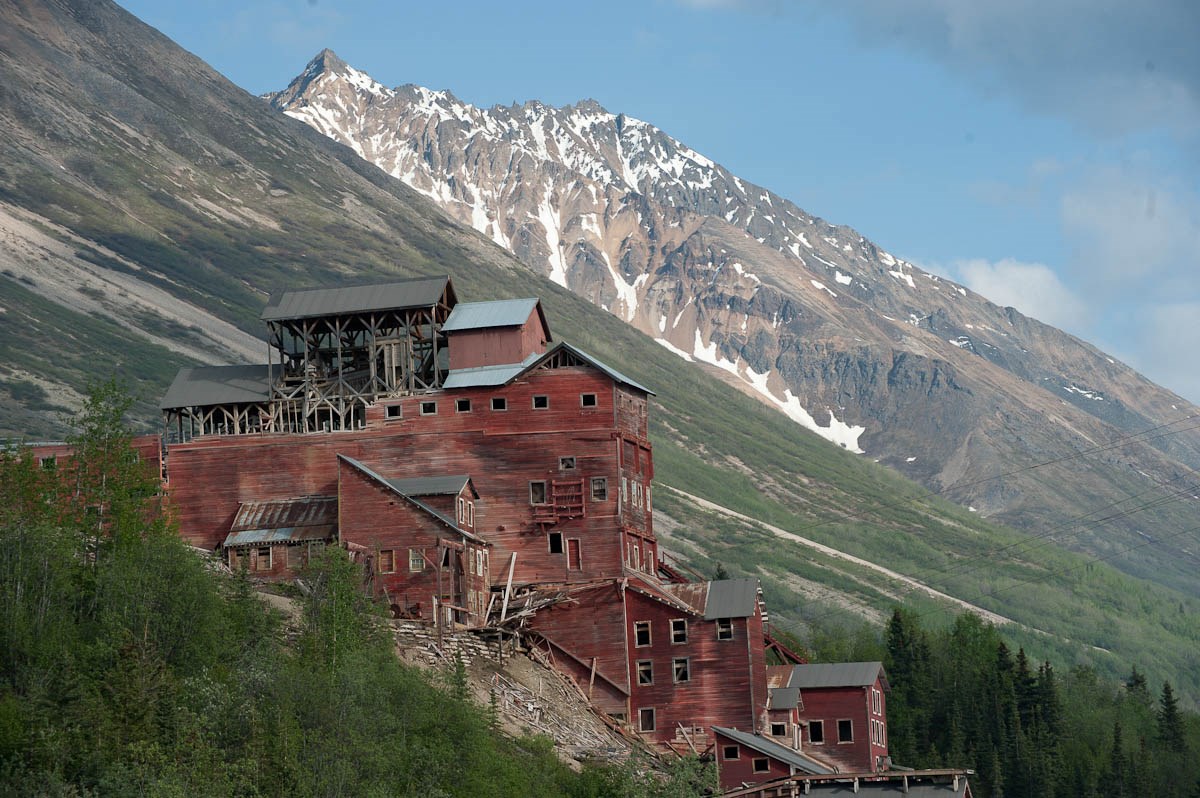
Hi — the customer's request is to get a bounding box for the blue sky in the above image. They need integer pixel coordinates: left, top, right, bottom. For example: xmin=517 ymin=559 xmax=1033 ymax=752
xmin=120 ymin=0 xmax=1200 ymax=403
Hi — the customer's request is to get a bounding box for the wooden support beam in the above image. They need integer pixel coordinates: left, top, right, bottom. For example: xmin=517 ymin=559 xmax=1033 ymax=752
xmin=499 ymin=553 xmax=517 ymax=622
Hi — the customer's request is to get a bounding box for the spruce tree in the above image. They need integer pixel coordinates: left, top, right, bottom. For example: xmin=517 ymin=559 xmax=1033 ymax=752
xmin=1157 ymin=681 xmax=1186 ymax=753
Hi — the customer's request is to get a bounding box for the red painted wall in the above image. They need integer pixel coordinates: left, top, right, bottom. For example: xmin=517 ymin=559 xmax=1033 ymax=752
xmin=713 ymin=729 xmax=794 ymax=790
xmin=447 ymin=313 xmax=548 ymax=370
xmin=797 ymin=677 xmax=888 ymax=773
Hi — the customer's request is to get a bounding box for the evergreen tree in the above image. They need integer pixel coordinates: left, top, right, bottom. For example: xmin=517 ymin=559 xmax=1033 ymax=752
xmin=1158 ymin=681 xmax=1187 ymax=753
xmin=1125 ymin=666 xmax=1151 ymax=705
xmin=1106 ymin=721 xmax=1127 ymax=798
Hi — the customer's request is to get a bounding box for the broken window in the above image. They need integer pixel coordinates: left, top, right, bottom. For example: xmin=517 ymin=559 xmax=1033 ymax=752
xmin=670 ymin=619 xmax=688 ymax=644
xmin=530 ymin=481 xmax=547 ymax=504
xmin=441 ymin=548 xmax=452 ymax=567
xmin=532 ymin=395 xmax=549 ymax=409
xmin=634 ymin=621 xmax=651 ymax=647
xmin=590 ymin=477 xmax=608 ymax=500
xmin=581 ymin=393 xmax=597 ymax=408
xmin=379 ymin=549 xmax=395 ymax=573
xmin=771 ymin=722 xmax=788 ymax=737
xmin=716 ymin=618 xmax=734 ymax=640
xmin=559 ymin=455 xmax=576 ymax=470
xmin=838 ymin=719 xmax=853 ymax=743
xmin=420 ymin=400 xmax=437 ymax=415
xmin=409 ymin=548 xmax=424 ymax=572
xmin=386 ymin=405 xmax=402 ymax=419
xmin=456 ymin=398 xmax=471 ymax=412
xmin=672 ymin=657 xmax=690 ymax=683
xmin=809 ymin=720 xmax=825 ymax=744
xmin=637 ymin=660 xmax=653 ymax=685
xmin=548 ymin=531 xmax=564 ymax=554
xmin=491 ymin=396 xmax=507 ymax=411
xmin=638 ymin=707 xmax=656 ymax=732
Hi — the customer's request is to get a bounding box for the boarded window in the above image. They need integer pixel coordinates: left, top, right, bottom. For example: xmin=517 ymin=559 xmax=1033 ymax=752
xmin=567 ymin=538 xmax=582 ymax=570
xmin=590 ymin=477 xmax=608 ymax=500
xmin=420 ymin=400 xmax=437 ymax=415
xmin=638 ymin=707 xmax=656 ymax=732
xmin=379 ymin=549 xmax=395 ymax=573
xmin=838 ymin=719 xmax=853 ymax=743
xmin=810 ymin=720 xmax=825 ymax=744
xmin=672 ymin=658 xmax=690 ymax=683
xmin=456 ymin=398 xmax=471 ymax=412
xmin=548 ymin=532 xmax=564 ymax=554
xmin=530 ymin=481 xmax=547 ymax=504
xmin=409 ymin=548 xmax=424 ymax=572
xmin=637 ymin=660 xmax=653 ymax=685
xmin=671 ymin=619 xmax=688 ymax=644
xmin=753 ymin=758 xmax=770 ymax=774
xmin=581 ymin=393 xmax=597 ymax=407
xmin=722 ymin=745 xmax=739 ymax=760
xmin=634 ymin=621 xmax=651 ymax=647
xmin=532 ymin=395 xmax=549 ymax=409
xmin=255 ymin=547 xmax=272 ymax=571
xmin=716 ymin=618 xmax=734 ymax=640
xmin=491 ymin=397 xmax=507 ymax=411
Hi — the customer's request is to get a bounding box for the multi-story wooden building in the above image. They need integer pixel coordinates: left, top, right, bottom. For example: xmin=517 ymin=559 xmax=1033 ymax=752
xmin=153 ymin=275 xmax=892 ymax=770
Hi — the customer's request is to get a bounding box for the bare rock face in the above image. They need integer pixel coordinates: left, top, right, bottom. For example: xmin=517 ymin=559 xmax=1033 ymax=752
xmin=270 ymin=52 xmax=1200 ymax=590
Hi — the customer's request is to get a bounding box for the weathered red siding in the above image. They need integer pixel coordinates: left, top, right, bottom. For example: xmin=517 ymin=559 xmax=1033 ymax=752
xmin=446 ymin=313 xmax=548 ymax=370
xmin=713 ymin=729 xmax=794 ymax=789
xmin=798 ymin=677 xmax=888 ymax=772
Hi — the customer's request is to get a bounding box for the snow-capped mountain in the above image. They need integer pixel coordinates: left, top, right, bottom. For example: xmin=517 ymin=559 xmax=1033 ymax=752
xmin=269 ymin=51 xmax=1200 ymax=582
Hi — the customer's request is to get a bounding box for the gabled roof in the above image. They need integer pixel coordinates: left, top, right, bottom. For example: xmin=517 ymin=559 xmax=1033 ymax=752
xmin=338 ymin=455 xmax=485 ymax=544
xmin=442 ymin=298 xmax=550 ymax=340
xmin=702 ymin=578 xmax=759 ymax=619
xmin=789 ymin=662 xmax=889 ymax=691
xmin=713 ymin=726 xmax=836 ymax=775
xmin=385 ymin=475 xmax=478 ymax=499
xmin=223 ymin=496 xmax=337 ymax=548
xmin=260 ymin=276 xmax=452 ymax=321
xmin=441 ymin=341 xmax=654 ymax=395
xmin=160 ymin=364 xmax=270 ymax=410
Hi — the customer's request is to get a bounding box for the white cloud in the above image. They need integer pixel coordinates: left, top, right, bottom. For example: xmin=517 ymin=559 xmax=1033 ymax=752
xmin=1133 ymin=302 xmax=1200 ymax=404
xmin=951 ymin=258 xmax=1089 ymax=332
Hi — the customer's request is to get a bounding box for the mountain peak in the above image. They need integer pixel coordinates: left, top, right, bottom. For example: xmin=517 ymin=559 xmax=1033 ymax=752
xmin=308 ymin=48 xmax=348 ymax=75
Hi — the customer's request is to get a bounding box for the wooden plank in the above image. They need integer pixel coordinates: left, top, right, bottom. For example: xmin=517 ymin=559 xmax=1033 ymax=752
xmin=499 ymin=553 xmax=516 ymax=622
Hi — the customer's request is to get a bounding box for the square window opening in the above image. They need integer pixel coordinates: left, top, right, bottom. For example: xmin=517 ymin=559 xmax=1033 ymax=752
xmin=548 ymin=532 xmax=564 ymax=554
xmin=753 ymin=758 xmax=770 ymax=774
xmin=634 ymin=621 xmax=651 ymax=647
xmin=532 ymin=395 xmax=549 ymax=409
xmin=420 ymin=400 xmax=437 ymax=415
xmin=385 ymin=405 xmax=402 ymax=419
xmin=581 ymin=393 xmax=597 ymax=408
xmin=771 ymin=722 xmax=787 ymax=737
xmin=559 ymin=456 xmax=576 ymax=470
xmin=456 ymin=398 xmax=471 ymax=413
xmin=670 ymin=619 xmax=688 ymax=644
xmin=722 ymin=745 xmax=740 ymax=761
xmin=491 ymin=397 xmax=507 ymax=411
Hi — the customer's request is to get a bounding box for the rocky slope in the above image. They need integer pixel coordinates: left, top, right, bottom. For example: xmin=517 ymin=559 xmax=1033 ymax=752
xmin=269 ymin=51 xmax=1200 ymax=589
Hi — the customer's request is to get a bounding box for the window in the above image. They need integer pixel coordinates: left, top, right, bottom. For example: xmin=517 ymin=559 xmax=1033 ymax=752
xmin=638 ymin=707 xmax=656 ymax=732
xmin=634 ymin=621 xmax=651 ymax=647
xmin=673 ymin=658 xmax=690 ymax=683
xmin=637 ymin=660 xmax=653 ymax=685
xmin=722 ymin=745 xmax=740 ymax=760
xmin=491 ymin=396 xmax=507 ymax=411
xmin=567 ymin=538 xmax=582 ymax=570
xmin=670 ymin=619 xmax=688 ymax=644
xmin=530 ymin=481 xmax=547 ymax=504
xmin=559 ymin=456 xmax=576 ymax=470
xmin=548 ymin=531 xmax=564 ymax=554
xmin=581 ymin=393 xmax=597 ymax=407
xmin=456 ymin=398 xmax=471 ymax=412
xmin=716 ymin=618 xmax=734 ymax=640
xmin=590 ymin=477 xmax=608 ymax=500
xmin=39 ymin=456 xmax=56 ymax=470
xmin=441 ymin=548 xmax=451 ymax=567
xmin=457 ymin=498 xmax=466 ymax=523
xmin=809 ymin=720 xmax=825 ymax=744
xmin=838 ymin=719 xmax=854 ymax=743
xmin=256 ymin=546 xmax=272 ymax=571
xmin=420 ymin=400 xmax=437 ymax=415
xmin=532 ymin=394 xmax=549 ymax=409
xmin=753 ymin=758 xmax=770 ymax=774
xmin=379 ymin=549 xmax=395 ymax=573
xmin=771 ymin=722 xmax=788 ymax=737
xmin=467 ymin=502 xmax=474 ymax=526
xmin=409 ymin=548 xmax=424 ymax=572
xmin=385 ymin=405 xmax=402 ymax=419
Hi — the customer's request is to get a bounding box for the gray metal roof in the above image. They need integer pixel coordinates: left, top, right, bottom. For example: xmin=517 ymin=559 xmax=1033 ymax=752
xmin=558 ymin=343 xmax=654 ymax=395
xmin=769 ymin=686 xmax=801 ymax=710
xmin=223 ymin=525 xmax=334 ymax=547
xmin=160 ymin=364 xmax=270 ymax=410
xmin=801 ymin=782 xmax=968 ymax=796
xmin=384 ymin=475 xmax=474 ymax=497
xmin=260 ymin=276 xmax=450 ymax=321
xmin=703 ymin=578 xmax=759 ymax=620
xmin=789 ymin=662 xmax=888 ymax=690
xmin=442 ymin=298 xmax=546 ymax=335
xmin=442 ymin=352 xmax=542 ymax=389
xmin=338 ymin=455 xmax=485 ymax=544
xmin=712 ymin=727 xmax=835 ymax=775
xmin=224 ymin=496 xmax=338 ymax=548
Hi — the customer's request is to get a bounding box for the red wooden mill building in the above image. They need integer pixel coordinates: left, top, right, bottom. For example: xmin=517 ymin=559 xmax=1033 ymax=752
xmin=154 ymin=275 xmax=952 ymax=793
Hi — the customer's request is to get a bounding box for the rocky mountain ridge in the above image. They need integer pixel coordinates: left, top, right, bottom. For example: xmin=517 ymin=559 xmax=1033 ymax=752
xmin=268 ymin=50 xmax=1200 ymax=591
